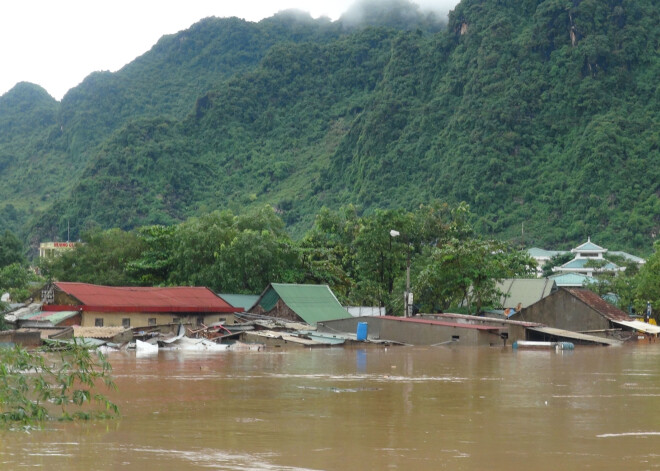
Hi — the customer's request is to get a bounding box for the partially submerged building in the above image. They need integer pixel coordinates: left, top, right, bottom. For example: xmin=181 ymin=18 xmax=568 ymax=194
xmin=510 ymin=288 xmax=659 ymax=341
xmin=318 ymin=315 xmax=518 ymax=347
xmin=36 ymin=282 xmax=240 ymax=329
xmin=248 ymin=283 xmax=351 ymax=325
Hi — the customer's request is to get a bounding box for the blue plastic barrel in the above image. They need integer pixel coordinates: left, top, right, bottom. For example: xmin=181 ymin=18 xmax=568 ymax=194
xmin=556 ymin=341 xmax=575 ymax=350
xmin=356 ymin=322 xmax=368 ymax=341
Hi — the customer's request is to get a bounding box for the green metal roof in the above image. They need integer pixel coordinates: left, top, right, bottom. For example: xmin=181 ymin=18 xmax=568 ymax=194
xmin=573 ymin=239 xmax=606 ymax=252
xmin=562 ymin=258 xmax=591 ymax=269
xmin=217 ymin=294 xmax=258 ymax=311
xmin=20 ymin=310 xmax=79 ymax=325
xmin=549 ymin=273 xmax=595 ymax=287
xmin=609 ymin=251 xmax=646 ymax=264
xmin=257 ymin=283 xmax=350 ymax=325
xmin=561 ymin=258 xmax=619 ymax=270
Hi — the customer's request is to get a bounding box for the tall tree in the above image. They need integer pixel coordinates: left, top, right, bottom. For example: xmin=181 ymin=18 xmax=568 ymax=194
xmin=0 ymin=230 xmax=25 ymax=268
xmin=634 ymin=241 xmax=660 ymax=317
xmin=415 ymin=238 xmax=536 ymax=314
xmin=41 ymin=228 xmax=143 ymax=286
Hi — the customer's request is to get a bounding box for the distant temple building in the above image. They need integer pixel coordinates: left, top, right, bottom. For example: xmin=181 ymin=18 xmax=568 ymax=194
xmin=39 ymin=241 xmax=78 ymax=258
xmin=528 ymin=238 xmax=645 ymax=278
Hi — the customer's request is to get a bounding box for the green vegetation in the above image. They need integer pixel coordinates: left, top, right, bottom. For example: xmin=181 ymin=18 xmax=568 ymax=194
xmin=0 ymin=342 xmax=118 ymax=427
xmin=541 ymin=252 xmax=573 ymax=277
xmin=0 ymin=230 xmax=41 ymax=306
xmin=40 ymin=203 xmax=536 ymax=314
xmin=631 ymin=242 xmax=660 ymax=317
xmin=35 ymin=203 xmax=660 ymax=316
xmin=0 ymin=0 xmax=657 ymax=256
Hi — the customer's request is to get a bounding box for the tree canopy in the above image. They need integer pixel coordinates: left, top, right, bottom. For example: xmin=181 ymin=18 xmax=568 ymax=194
xmin=41 ymin=203 xmax=536 ymax=315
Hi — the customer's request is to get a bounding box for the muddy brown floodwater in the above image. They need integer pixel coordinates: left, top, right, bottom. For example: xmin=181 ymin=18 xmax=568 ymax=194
xmin=2 ymin=344 xmax=660 ymax=470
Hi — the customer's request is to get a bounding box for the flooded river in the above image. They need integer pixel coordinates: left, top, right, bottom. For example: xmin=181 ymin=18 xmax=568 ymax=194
xmin=2 ymin=343 xmax=660 ymax=470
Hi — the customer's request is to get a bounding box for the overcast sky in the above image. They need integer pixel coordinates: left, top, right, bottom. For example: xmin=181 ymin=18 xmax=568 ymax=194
xmin=0 ymin=0 xmax=459 ymax=101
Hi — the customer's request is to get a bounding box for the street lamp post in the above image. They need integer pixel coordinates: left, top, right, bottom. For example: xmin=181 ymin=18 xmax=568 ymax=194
xmin=390 ymin=230 xmax=411 ymax=317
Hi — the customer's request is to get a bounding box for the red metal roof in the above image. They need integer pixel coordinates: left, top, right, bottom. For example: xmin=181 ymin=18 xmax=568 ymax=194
xmin=50 ymin=282 xmax=240 ymax=313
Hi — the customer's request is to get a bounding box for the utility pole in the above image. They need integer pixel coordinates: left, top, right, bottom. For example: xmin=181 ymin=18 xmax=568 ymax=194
xmin=391 ymin=229 xmax=412 ymax=317
xmin=405 ymin=246 xmax=411 ymax=317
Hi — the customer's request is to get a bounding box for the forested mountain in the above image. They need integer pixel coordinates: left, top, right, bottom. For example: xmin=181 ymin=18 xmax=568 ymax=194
xmin=0 ymin=0 xmax=658 ymax=255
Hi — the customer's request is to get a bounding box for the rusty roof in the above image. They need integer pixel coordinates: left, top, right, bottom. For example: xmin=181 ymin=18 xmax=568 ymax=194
xmin=73 ymin=326 xmax=129 ymax=339
xmin=566 ymin=288 xmax=629 ymax=321
xmin=52 ymin=282 xmax=239 ymax=313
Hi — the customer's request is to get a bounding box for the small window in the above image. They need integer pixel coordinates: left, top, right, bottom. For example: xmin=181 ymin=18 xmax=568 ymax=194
xmin=148 ymin=318 xmax=157 ymax=326
xmin=122 ymin=318 xmax=130 ymax=328
xmin=95 ymin=318 xmax=104 ymax=327
xmin=173 ymin=317 xmax=181 ymax=324
xmin=218 ymin=317 xmax=226 ymax=324
xmin=197 ymin=317 xmax=204 ymax=326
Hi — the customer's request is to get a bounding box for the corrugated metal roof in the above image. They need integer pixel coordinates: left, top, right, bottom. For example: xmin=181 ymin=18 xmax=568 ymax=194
xmin=256 ymin=283 xmax=350 ymax=325
xmin=561 ymin=258 xmax=619 ymax=270
xmin=218 ymin=294 xmax=259 ymax=310
xmin=245 ymin=330 xmax=327 ymax=346
xmin=612 ymin=320 xmax=660 ymax=334
xmin=609 ymin=251 xmax=645 ymax=264
xmin=53 ymin=282 xmax=238 ymax=313
xmin=496 ymin=278 xmax=556 ymax=308
xmin=73 ymin=326 xmax=129 ymax=339
xmin=566 ymin=288 xmax=629 ymax=321
xmin=527 ymin=326 xmax=622 ymax=346
xmin=572 ymin=239 xmax=606 ymax=252
xmin=21 ymin=310 xmax=79 ymax=325
xmin=549 ymin=272 xmax=598 ymax=287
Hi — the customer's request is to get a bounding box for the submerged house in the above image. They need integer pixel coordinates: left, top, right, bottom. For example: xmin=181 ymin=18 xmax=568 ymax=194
xmin=37 ymin=282 xmax=240 ymax=329
xmin=248 ymin=283 xmax=351 ymax=325
xmin=319 ymin=315 xmax=519 ymax=347
xmin=510 ymin=287 xmax=658 ymax=340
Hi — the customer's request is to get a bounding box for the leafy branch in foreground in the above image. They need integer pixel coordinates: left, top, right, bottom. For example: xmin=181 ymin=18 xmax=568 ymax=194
xmin=0 ymin=341 xmax=119 ymax=427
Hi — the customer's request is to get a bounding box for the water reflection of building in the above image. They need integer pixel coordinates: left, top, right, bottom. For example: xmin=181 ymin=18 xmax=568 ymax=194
xmin=38 ymin=241 xmax=78 ymax=258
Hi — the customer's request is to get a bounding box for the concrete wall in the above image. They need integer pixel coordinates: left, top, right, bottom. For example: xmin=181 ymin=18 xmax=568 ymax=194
xmin=515 ymin=291 xmax=610 ymax=332
xmin=81 ymin=312 xmax=235 ymax=328
xmin=0 ymin=330 xmax=43 ymax=347
xmin=420 ymin=314 xmax=529 ymax=344
xmin=60 ymin=313 xmax=82 ymax=327
xmin=319 ymin=317 xmax=505 ymax=347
